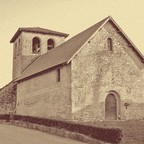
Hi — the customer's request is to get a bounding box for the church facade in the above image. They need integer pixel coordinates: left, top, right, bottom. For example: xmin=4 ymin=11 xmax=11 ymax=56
xmin=10 ymin=16 xmax=144 ymax=121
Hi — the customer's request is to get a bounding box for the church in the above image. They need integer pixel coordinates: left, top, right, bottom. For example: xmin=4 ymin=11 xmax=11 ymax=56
xmin=9 ymin=16 xmax=144 ymax=121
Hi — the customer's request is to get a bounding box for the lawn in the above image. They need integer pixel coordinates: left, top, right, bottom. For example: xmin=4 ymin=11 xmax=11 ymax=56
xmin=85 ymin=120 xmax=144 ymax=144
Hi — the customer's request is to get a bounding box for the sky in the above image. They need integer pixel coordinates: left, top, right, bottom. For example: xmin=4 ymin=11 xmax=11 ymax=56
xmin=0 ymin=0 xmax=144 ymax=88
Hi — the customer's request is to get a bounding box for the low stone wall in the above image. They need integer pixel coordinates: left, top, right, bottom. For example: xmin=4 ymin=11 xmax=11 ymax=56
xmin=0 ymin=81 xmax=16 ymax=114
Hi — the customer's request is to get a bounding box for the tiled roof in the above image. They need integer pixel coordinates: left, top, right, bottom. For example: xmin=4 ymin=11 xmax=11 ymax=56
xmin=10 ymin=27 xmax=69 ymax=43
xmin=16 ymin=17 xmax=108 ymax=81
xmin=16 ymin=16 xmax=144 ymax=81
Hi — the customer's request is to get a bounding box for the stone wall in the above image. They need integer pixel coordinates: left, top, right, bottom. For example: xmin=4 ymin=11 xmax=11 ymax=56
xmin=0 ymin=81 xmax=16 ymax=114
xmin=13 ymin=34 xmax=22 ymax=80
xmin=15 ymin=21 xmax=144 ymax=121
xmin=71 ymin=21 xmax=144 ymax=121
xmin=13 ymin=31 xmax=66 ymax=80
xmin=16 ymin=64 xmax=71 ymax=120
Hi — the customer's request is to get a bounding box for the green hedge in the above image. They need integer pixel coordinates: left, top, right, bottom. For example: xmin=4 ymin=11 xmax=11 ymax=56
xmin=13 ymin=115 xmax=122 ymax=143
xmin=0 ymin=114 xmax=10 ymax=120
xmin=0 ymin=114 xmax=123 ymax=143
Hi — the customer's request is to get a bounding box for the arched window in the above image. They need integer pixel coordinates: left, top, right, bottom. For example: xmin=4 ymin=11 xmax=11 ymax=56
xmin=47 ymin=39 xmax=55 ymax=50
xmin=32 ymin=37 xmax=41 ymax=53
xmin=107 ymin=38 xmax=113 ymax=51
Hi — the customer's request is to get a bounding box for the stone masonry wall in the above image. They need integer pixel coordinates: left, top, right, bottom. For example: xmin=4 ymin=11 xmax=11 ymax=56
xmin=21 ymin=32 xmax=66 ymax=73
xmin=71 ymin=21 xmax=144 ymax=121
xmin=16 ymin=64 xmax=71 ymax=120
xmin=13 ymin=34 xmax=22 ymax=80
xmin=13 ymin=31 xmax=66 ymax=80
xmin=0 ymin=81 xmax=16 ymax=114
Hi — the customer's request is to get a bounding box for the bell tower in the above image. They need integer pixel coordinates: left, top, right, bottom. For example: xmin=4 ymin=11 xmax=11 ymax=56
xmin=10 ymin=27 xmax=69 ymax=80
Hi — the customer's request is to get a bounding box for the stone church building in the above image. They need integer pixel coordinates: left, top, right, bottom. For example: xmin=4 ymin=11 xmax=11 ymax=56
xmin=8 ymin=16 xmax=144 ymax=121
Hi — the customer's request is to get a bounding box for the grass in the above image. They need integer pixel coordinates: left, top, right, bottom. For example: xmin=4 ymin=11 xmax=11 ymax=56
xmin=85 ymin=120 xmax=144 ymax=144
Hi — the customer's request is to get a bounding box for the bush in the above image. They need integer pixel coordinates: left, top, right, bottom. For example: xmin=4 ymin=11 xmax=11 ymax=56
xmin=0 ymin=114 xmax=122 ymax=143
xmin=12 ymin=115 xmax=122 ymax=143
xmin=0 ymin=114 xmax=10 ymax=121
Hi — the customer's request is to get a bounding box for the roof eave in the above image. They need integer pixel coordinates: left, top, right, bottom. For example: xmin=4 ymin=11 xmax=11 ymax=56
xmin=10 ymin=28 xmax=22 ymax=43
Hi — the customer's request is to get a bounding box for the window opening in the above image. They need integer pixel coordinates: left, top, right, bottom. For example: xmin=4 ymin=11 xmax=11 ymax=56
xmin=32 ymin=37 xmax=41 ymax=53
xmin=47 ymin=39 xmax=55 ymax=50
xmin=107 ymin=38 xmax=113 ymax=51
xmin=57 ymin=69 xmax=60 ymax=82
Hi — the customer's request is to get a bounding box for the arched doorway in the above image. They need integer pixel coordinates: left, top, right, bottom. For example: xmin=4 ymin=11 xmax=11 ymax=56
xmin=105 ymin=93 xmax=120 ymax=120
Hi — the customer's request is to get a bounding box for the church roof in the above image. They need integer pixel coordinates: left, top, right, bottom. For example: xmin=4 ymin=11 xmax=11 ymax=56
xmin=16 ymin=16 xmax=144 ymax=82
xmin=10 ymin=27 xmax=69 ymax=43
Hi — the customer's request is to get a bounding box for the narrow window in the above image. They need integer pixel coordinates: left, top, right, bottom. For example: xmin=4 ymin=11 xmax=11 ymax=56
xmin=15 ymin=42 xmax=17 ymax=49
xmin=107 ymin=38 xmax=113 ymax=51
xmin=47 ymin=39 xmax=55 ymax=50
xmin=14 ymin=43 xmax=17 ymax=59
xmin=57 ymin=69 xmax=60 ymax=82
xmin=17 ymin=39 xmax=20 ymax=56
xmin=18 ymin=39 xmax=20 ymax=47
xmin=32 ymin=37 xmax=41 ymax=53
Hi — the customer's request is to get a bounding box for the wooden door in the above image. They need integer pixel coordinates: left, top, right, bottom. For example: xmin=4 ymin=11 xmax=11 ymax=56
xmin=105 ymin=94 xmax=117 ymax=120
